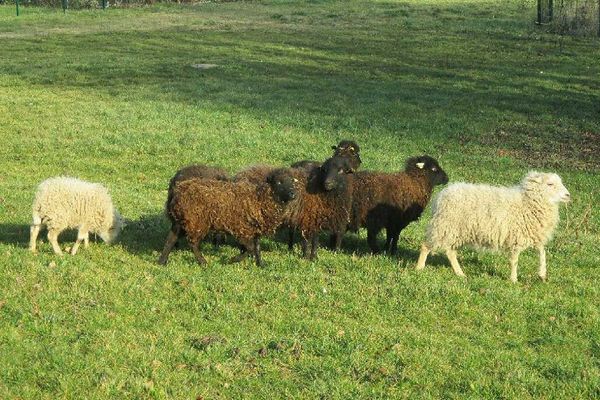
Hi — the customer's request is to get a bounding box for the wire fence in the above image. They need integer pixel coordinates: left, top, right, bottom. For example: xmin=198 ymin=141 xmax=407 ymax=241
xmin=540 ymin=0 xmax=600 ymax=36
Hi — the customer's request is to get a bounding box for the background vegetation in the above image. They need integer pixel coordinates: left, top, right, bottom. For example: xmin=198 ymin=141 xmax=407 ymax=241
xmin=0 ymin=0 xmax=599 ymax=398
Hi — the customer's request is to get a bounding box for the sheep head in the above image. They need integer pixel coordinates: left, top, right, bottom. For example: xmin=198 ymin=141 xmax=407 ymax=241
xmin=331 ymin=140 xmax=362 ymax=171
xmin=405 ymin=155 xmax=449 ymax=186
xmin=267 ymin=168 xmax=299 ymax=203
xmin=522 ymin=171 xmax=570 ymax=204
xmin=100 ymin=209 xmax=123 ymax=244
xmin=320 ymin=154 xmax=355 ymax=191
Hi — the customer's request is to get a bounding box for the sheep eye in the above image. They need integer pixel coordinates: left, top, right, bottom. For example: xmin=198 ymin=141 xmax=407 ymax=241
xmin=547 ymin=182 xmax=555 ymax=186
xmin=432 ymin=167 xmax=437 ymax=171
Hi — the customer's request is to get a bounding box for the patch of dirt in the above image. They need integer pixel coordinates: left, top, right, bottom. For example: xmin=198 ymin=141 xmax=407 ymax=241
xmin=471 ymin=123 xmax=600 ymax=171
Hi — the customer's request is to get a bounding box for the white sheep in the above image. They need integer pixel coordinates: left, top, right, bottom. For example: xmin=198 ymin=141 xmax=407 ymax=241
xmin=29 ymin=177 xmax=123 ymax=255
xmin=415 ymin=171 xmax=570 ymax=282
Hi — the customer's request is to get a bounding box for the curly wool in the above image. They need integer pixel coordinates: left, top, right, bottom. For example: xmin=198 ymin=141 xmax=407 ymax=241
xmin=417 ymin=171 xmax=570 ymax=282
xmin=32 ymin=177 xmax=119 ymax=235
xmin=346 ymin=155 xmax=448 ymax=254
xmin=166 ymin=164 xmax=229 ymax=219
xmin=171 ymin=179 xmax=287 ymax=244
xmin=30 ymin=177 xmax=121 ymax=254
xmin=351 ymin=171 xmax=432 ymax=229
xmin=426 ymin=177 xmax=560 ymax=252
xmin=285 ymin=159 xmax=353 ymax=259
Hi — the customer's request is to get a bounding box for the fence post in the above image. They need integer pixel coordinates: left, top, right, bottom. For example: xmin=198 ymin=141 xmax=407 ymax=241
xmin=537 ymin=0 xmax=542 ymax=24
xmin=598 ymin=0 xmax=600 ymax=37
xmin=16 ymin=0 xmax=19 ymax=16
xmin=548 ymin=0 xmax=553 ymax=21
xmin=102 ymin=0 xmax=107 ymax=9
xmin=62 ymin=0 xmax=67 ymax=13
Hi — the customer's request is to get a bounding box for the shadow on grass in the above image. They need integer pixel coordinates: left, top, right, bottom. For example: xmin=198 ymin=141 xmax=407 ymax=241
xmin=0 ymin=223 xmax=31 ymax=248
xmin=118 ymin=213 xmax=172 ymax=256
xmin=1 ymin=7 xmax=598 ymax=169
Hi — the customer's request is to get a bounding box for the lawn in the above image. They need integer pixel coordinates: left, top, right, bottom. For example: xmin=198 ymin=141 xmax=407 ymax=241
xmin=0 ymin=0 xmax=599 ymax=398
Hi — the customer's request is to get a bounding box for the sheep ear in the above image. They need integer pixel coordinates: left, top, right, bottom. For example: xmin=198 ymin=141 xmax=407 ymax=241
xmin=416 ymin=162 xmax=425 ymax=169
xmin=331 ymin=145 xmax=338 ymax=150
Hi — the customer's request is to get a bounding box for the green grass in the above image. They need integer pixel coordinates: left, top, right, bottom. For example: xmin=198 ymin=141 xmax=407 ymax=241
xmin=1 ymin=0 xmax=599 ymax=398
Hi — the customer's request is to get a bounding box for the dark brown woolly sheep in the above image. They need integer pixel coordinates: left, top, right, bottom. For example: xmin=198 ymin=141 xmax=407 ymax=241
xmin=336 ymin=155 xmax=448 ymax=255
xmin=166 ymin=164 xmax=229 ymax=212
xmin=165 ymin=164 xmax=230 ymax=247
xmin=286 ymin=154 xmax=356 ymax=260
xmin=291 ymin=140 xmax=362 ymax=172
xmin=158 ymin=168 xmax=298 ymax=267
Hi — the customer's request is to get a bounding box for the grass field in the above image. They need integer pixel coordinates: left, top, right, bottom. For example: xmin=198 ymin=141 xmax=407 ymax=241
xmin=1 ymin=0 xmax=599 ymax=398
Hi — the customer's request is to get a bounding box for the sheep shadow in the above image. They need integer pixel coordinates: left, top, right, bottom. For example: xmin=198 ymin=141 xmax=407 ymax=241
xmin=0 ymin=223 xmax=31 ymax=248
xmin=0 ymin=222 xmax=89 ymax=249
xmin=118 ymin=213 xmax=173 ymax=256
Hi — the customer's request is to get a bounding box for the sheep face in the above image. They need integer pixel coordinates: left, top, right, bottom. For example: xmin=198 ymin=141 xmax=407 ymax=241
xmin=100 ymin=209 xmax=123 ymax=244
xmin=406 ymin=155 xmax=449 ymax=186
xmin=523 ymin=172 xmax=571 ymax=204
xmin=321 ymin=155 xmax=354 ymax=191
xmin=267 ymin=169 xmax=298 ymax=203
xmin=331 ymin=140 xmax=362 ymax=170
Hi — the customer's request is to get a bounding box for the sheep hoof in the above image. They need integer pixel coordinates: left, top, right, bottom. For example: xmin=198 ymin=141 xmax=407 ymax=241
xmin=157 ymin=257 xmax=167 ymax=266
xmin=539 ymin=275 xmax=547 ymax=282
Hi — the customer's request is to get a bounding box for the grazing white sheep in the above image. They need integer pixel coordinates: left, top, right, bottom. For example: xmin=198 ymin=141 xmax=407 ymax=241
xmin=29 ymin=177 xmax=123 ymax=255
xmin=415 ymin=171 xmax=570 ymax=282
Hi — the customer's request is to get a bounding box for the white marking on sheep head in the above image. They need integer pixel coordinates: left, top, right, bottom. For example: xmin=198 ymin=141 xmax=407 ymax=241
xmin=416 ymin=162 xmax=425 ymax=169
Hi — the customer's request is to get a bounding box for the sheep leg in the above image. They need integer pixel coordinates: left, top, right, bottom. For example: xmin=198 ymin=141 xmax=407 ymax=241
xmin=329 ymin=225 xmax=345 ymax=251
xmin=230 ymin=239 xmax=252 ymax=263
xmin=385 ymin=227 xmax=401 ymax=255
xmin=415 ymin=243 xmax=431 ymax=270
xmin=287 ymin=227 xmax=295 ymax=251
xmin=158 ymin=225 xmax=181 ymax=265
xmin=446 ymin=249 xmax=466 ymax=277
xmin=538 ymin=246 xmax=547 ymax=282
xmin=253 ymin=237 xmax=263 ymax=267
xmin=189 ymin=240 xmax=207 ymax=265
xmin=328 ymin=233 xmax=338 ymax=250
xmin=300 ymin=234 xmax=309 ymax=258
xmin=366 ymin=227 xmax=381 ymax=254
xmin=71 ymin=229 xmax=89 ymax=256
xmin=509 ymin=250 xmax=521 ymax=283
xmin=47 ymin=228 xmax=63 ymax=256
xmin=29 ymin=224 xmax=41 ymax=253
xmin=309 ymin=234 xmax=319 ymax=260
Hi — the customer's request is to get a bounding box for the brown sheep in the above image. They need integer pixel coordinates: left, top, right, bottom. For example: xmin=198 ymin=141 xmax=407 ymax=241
xmin=335 ymin=155 xmax=449 ymax=255
xmin=165 ymin=164 xmax=229 ymax=247
xmin=286 ymin=154 xmax=356 ymax=260
xmin=166 ymin=164 xmax=229 ymax=212
xmin=158 ymin=168 xmax=299 ymax=267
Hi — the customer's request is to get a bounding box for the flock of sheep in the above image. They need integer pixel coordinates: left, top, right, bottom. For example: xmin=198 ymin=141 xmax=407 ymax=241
xmin=28 ymin=140 xmax=571 ymax=282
